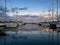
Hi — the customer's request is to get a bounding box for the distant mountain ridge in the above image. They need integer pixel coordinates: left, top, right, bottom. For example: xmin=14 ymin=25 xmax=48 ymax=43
xmin=12 ymin=15 xmax=49 ymax=22
xmin=0 ymin=6 xmax=60 ymax=22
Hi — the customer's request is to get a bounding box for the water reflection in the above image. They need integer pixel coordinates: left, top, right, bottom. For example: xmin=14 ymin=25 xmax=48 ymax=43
xmin=0 ymin=25 xmax=60 ymax=45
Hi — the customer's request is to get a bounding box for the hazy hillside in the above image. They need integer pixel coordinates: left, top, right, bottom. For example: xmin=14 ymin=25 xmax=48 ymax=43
xmin=0 ymin=6 xmax=60 ymax=22
xmin=12 ymin=15 xmax=49 ymax=23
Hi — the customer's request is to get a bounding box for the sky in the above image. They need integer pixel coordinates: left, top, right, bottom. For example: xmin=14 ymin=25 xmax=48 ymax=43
xmin=0 ymin=0 xmax=60 ymax=16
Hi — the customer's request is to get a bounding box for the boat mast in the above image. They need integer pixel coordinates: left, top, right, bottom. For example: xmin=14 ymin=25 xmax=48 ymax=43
xmin=56 ymin=0 xmax=59 ymax=21
xmin=48 ymin=9 xmax=51 ymax=22
xmin=52 ymin=0 xmax=54 ymax=22
xmin=4 ymin=0 xmax=6 ymax=22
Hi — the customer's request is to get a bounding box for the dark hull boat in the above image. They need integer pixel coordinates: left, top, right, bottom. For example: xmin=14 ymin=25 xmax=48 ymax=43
xmin=0 ymin=30 xmax=6 ymax=36
xmin=0 ymin=25 xmax=6 ymax=36
xmin=0 ymin=25 xmax=6 ymax=27
xmin=0 ymin=25 xmax=6 ymax=30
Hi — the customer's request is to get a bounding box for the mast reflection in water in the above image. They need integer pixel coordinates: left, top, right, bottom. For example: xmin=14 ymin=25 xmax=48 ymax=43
xmin=0 ymin=24 xmax=60 ymax=45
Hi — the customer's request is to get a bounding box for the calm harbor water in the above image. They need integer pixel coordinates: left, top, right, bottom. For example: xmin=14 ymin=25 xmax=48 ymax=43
xmin=0 ymin=24 xmax=60 ymax=45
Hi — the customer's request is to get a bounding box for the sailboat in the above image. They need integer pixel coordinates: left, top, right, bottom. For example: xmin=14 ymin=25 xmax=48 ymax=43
xmin=0 ymin=0 xmax=6 ymax=30
xmin=50 ymin=0 xmax=60 ymax=29
xmin=0 ymin=0 xmax=6 ymax=36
